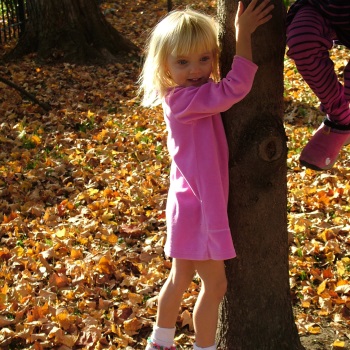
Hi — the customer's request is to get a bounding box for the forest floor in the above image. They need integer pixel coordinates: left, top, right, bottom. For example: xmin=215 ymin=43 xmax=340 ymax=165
xmin=0 ymin=0 xmax=350 ymax=349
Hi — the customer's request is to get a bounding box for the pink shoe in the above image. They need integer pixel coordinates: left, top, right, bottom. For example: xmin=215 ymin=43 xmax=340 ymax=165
xmin=300 ymin=120 xmax=350 ymax=170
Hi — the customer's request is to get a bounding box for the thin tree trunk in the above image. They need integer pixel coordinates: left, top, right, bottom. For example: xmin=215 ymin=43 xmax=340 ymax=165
xmin=216 ymin=1 xmax=304 ymax=349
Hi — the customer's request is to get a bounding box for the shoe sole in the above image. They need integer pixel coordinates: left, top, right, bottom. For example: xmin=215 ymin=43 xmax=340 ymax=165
xmin=299 ymin=158 xmax=335 ymax=171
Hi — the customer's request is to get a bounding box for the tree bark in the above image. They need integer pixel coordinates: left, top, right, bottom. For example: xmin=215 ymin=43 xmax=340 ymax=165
xmin=216 ymin=1 xmax=305 ymax=349
xmin=6 ymin=0 xmax=138 ymax=63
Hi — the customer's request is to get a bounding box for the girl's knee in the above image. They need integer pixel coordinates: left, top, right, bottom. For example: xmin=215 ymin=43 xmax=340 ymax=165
xmin=167 ymin=267 xmax=195 ymax=293
xmin=195 ymin=260 xmax=227 ymax=300
xmin=216 ymin=278 xmax=228 ymax=299
xmin=204 ymin=277 xmax=227 ymax=301
xmin=159 ymin=273 xmax=192 ymax=301
xmin=172 ymin=275 xmax=193 ymax=293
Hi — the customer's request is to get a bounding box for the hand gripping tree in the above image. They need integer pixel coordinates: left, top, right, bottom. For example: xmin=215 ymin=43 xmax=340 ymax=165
xmin=216 ymin=1 xmax=305 ymax=349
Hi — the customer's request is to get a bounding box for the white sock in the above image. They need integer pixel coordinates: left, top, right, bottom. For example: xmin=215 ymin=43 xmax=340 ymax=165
xmin=193 ymin=343 xmax=216 ymax=350
xmin=149 ymin=325 xmax=176 ymax=348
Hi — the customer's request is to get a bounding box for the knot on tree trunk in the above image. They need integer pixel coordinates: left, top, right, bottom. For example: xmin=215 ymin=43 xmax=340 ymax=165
xmin=258 ymin=136 xmax=284 ymax=162
xmin=227 ymin=117 xmax=287 ymax=168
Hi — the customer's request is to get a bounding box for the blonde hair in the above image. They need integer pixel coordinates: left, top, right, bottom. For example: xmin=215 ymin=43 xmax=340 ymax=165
xmin=138 ymin=8 xmax=220 ymax=107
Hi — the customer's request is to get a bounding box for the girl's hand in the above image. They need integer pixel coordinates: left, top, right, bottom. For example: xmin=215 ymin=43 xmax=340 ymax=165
xmin=234 ymin=0 xmax=274 ymax=60
xmin=235 ymin=0 xmax=274 ymax=36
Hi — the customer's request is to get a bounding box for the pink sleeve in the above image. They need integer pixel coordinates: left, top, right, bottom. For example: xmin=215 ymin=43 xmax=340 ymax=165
xmin=164 ymin=55 xmax=258 ymax=123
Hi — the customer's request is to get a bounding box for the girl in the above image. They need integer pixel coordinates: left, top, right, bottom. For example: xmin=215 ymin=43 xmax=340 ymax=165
xmin=138 ymin=1 xmax=273 ymax=349
xmin=286 ymin=1 xmax=350 ymax=170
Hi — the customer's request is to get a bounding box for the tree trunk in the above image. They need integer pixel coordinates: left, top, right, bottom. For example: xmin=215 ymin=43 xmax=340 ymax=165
xmin=216 ymin=1 xmax=304 ymax=349
xmin=6 ymin=0 xmax=138 ymax=63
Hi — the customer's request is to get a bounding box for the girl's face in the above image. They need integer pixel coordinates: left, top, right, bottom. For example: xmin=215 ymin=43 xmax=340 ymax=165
xmin=166 ymin=50 xmax=213 ymax=88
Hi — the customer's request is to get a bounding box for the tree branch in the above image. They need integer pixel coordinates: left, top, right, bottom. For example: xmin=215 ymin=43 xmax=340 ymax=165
xmin=0 ymin=76 xmax=51 ymax=112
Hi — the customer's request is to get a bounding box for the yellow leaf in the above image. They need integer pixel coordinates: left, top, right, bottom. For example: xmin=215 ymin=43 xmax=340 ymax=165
xmin=308 ymin=326 xmax=321 ymax=334
xmin=111 ymin=323 xmax=118 ymax=334
xmin=105 ymin=120 xmax=114 ymax=128
xmin=97 ymin=256 xmax=114 ymax=274
xmin=317 ymin=280 xmax=327 ymax=295
xmin=101 ymin=233 xmax=118 ymax=244
xmin=134 ymin=131 xmax=142 ymax=141
xmin=56 ymin=228 xmax=66 ymax=238
xmin=31 ymin=134 xmax=41 ymax=145
xmin=325 ymin=251 xmax=335 ymax=262
xmin=302 ymin=300 xmax=310 ymax=308
xmin=94 ymin=129 xmax=107 ymax=141
xmin=56 ymin=309 xmax=72 ymax=331
xmin=123 ymin=317 xmax=142 ymax=335
xmin=101 ymin=211 xmax=114 ymax=223
xmin=332 ymin=340 xmax=345 ymax=348
xmin=337 ymin=259 xmax=348 ymax=276
xmin=319 ymin=309 xmax=329 ymax=316
xmin=71 ymin=249 xmax=82 ymax=259
xmin=1 ymin=283 xmax=9 ymax=294
xmin=61 ymin=290 xmax=75 ymax=300
xmin=128 ymin=292 xmax=143 ymax=304
xmin=87 ymin=188 xmax=99 ymax=196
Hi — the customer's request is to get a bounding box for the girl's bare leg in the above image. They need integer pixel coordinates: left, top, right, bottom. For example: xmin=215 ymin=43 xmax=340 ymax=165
xmin=193 ymin=260 xmax=227 ymax=348
xmin=156 ymin=258 xmax=196 ymax=328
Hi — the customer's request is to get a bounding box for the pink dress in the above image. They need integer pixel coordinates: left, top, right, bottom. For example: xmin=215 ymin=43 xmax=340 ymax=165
xmin=162 ymin=55 xmax=258 ymax=260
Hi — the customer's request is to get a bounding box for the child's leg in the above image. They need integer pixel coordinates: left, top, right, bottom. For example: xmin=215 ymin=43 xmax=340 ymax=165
xmin=287 ymin=6 xmax=349 ymax=124
xmin=192 ymin=260 xmax=227 ymax=349
xmin=157 ymin=259 xmax=195 ymax=327
xmin=147 ymin=259 xmax=195 ymax=349
xmin=286 ymin=6 xmax=350 ymax=170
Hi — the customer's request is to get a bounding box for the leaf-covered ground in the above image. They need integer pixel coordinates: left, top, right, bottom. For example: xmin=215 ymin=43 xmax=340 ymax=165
xmin=0 ymin=1 xmax=349 ymax=349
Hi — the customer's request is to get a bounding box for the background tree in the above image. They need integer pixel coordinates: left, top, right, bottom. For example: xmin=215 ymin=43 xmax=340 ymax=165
xmin=216 ymin=0 xmax=305 ymax=349
xmin=6 ymin=0 xmax=138 ymax=63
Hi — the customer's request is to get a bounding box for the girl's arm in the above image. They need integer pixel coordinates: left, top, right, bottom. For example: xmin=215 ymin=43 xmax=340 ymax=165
xmin=235 ymin=0 xmax=274 ymax=61
xmin=164 ymin=56 xmax=258 ymax=123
